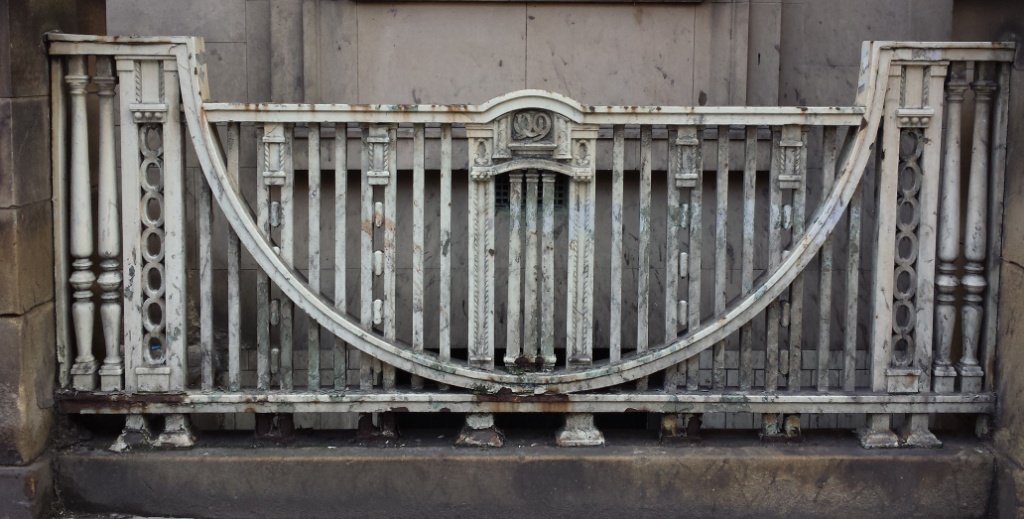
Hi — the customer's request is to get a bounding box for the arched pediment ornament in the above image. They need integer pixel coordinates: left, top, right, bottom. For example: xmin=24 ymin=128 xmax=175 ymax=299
xmin=473 ymin=108 xmax=597 ymax=182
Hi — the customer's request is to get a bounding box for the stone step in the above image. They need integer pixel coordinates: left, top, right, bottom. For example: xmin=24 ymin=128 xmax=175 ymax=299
xmin=55 ymin=433 xmax=994 ymax=519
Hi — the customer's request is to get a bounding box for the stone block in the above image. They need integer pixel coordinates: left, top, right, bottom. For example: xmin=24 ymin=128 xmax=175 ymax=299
xmin=5 ymin=0 xmax=106 ymax=98
xmin=0 ymin=302 xmax=55 ymax=466
xmin=56 ymin=439 xmax=994 ymax=518
xmin=106 ymin=0 xmax=245 ymax=43
xmin=996 ymin=263 xmax=1024 ymax=468
xmin=356 ymin=4 xmax=526 ymax=105
xmin=0 ymin=454 xmax=52 ymax=519
xmin=0 ymin=96 xmax=51 ymax=208
xmin=204 ymin=43 xmax=249 ymax=103
xmin=525 ymin=4 xmax=697 ymax=106
xmin=0 ymin=202 xmax=53 ymax=316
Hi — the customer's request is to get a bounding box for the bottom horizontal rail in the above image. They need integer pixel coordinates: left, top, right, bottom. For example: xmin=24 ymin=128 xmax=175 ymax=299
xmin=57 ymin=390 xmax=995 ymax=415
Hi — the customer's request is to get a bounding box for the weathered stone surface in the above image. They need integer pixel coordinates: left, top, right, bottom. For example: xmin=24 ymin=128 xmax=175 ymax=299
xmin=951 ymin=3 xmax=1024 ymax=517
xmin=356 ymin=4 xmax=526 ymax=105
xmin=56 ymin=438 xmax=994 ymax=518
xmin=0 ymin=96 xmax=51 ymax=209
xmin=0 ymin=202 xmax=53 ymax=316
xmin=525 ymin=4 xmax=696 ymax=106
xmin=3 ymin=0 xmax=106 ymax=98
xmin=106 ymin=0 xmax=245 ymax=43
xmin=0 ymin=302 xmax=54 ymax=466
xmin=0 ymin=454 xmax=52 ymax=519
xmin=779 ymin=0 xmax=953 ymax=106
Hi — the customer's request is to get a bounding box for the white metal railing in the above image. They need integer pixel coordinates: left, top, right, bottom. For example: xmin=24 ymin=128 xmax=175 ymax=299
xmin=47 ymin=35 xmax=1013 ymax=448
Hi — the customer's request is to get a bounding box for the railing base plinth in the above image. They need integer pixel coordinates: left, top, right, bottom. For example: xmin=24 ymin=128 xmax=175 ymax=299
xmin=933 ymin=372 xmax=957 ymax=393
xmin=455 ymin=413 xmax=504 ymax=448
xmin=556 ymin=413 xmax=604 ymax=447
xmin=899 ymin=414 xmax=942 ymax=448
xmin=71 ymin=361 xmax=98 ymax=391
xmin=958 ymin=369 xmax=984 ymax=393
xmin=660 ymin=413 xmax=702 ymax=443
xmin=98 ymin=366 xmax=123 ymax=392
xmin=760 ymin=413 xmax=802 ymax=443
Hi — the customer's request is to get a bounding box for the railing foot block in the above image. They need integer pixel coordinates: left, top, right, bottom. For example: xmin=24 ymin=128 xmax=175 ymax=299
xmin=254 ymin=413 xmax=295 ymax=445
xmin=152 ymin=414 xmax=196 ymax=449
xmin=760 ymin=413 xmax=802 ymax=443
xmin=556 ymin=413 xmax=604 ymax=447
xmin=356 ymin=412 xmax=400 ymax=443
xmin=899 ymin=414 xmax=942 ymax=448
xmin=660 ymin=413 xmax=702 ymax=443
xmin=110 ymin=414 xmax=154 ymax=453
xmin=858 ymin=414 xmax=899 ymax=448
xmin=455 ymin=413 xmax=504 ymax=448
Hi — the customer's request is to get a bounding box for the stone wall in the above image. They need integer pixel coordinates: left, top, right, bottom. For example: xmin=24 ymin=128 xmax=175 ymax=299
xmin=0 ymin=0 xmax=105 ymax=517
xmin=949 ymin=1 xmax=1024 ymax=517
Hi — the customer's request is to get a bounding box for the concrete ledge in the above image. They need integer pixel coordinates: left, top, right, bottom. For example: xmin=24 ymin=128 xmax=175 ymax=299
xmin=0 ymin=455 xmax=52 ymax=519
xmin=56 ymin=436 xmax=995 ymax=519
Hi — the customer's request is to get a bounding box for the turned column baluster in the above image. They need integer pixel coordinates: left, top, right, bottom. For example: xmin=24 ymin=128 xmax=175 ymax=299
xmin=67 ymin=56 xmax=97 ymax=391
xmin=933 ymin=65 xmax=967 ymax=393
xmin=958 ymin=63 xmax=995 ymax=392
xmin=94 ymin=57 xmax=123 ymax=391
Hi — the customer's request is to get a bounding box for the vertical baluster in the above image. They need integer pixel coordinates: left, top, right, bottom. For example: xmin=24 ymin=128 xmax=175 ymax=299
xmin=959 ymin=62 xmax=995 ymax=393
xmin=684 ymin=126 xmax=703 ymax=391
xmin=227 ymin=123 xmax=242 ymax=391
xmin=983 ymin=62 xmax=1011 ymax=392
xmin=765 ymin=128 xmax=782 ymax=392
xmin=160 ymin=58 xmax=187 ymax=390
xmin=787 ymin=126 xmax=807 ymax=391
xmin=307 ymin=124 xmax=322 ymax=389
xmin=913 ymin=63 xmax=949 ymax=395
xmin=870 ymin=64 xmax=904 ymax=395
xmin=540 ymin=173 xmax=556 ymax=370
xmin=817 ymin=127 xmax=838 ymax=391
xmin=843 ymin=183 xmax=863 ymax=392
xmin=524 ymin=172 xmax=540 ymax=364
xmin=506 ymin=173 xmax=524 ymax=368
xmin=94 ymin=57 xmax=123 ymax=392
xmin=610 ymin=126 xmax=625 ymax=363
xmin=439 ymin=124 xmax=453 ymax=372
xmin=256 ymin=125 xmax=272 ymax=390
xmin=713 ymin=126 xmax=729 ymax=389
xmin=279 ymin=125 xmax=295 ymax=390
xmin=860 ymin=63 xmax=903 ymax=448
xmin=739 ymin=126 xmax=757 ymax=390
xmin=67 ymin=56 xmax=97 ymax=391
xmin=411 ymin=124 xmax=426 ymax=388
xmin=115 ymin=58 xmax=142 ymax=391
xmin=636 ymin=126 xmax=652 ymax=389
xmin=51 ymin=57 xmax=71 ymax=389
xmin=198 ymin=178 xmax=213 ymax=390
xmin=568 ymin=128 xmax=597 ymax=367
xmin=333 ymin=122 xmax=348 ymax=390
xmin=228 ymin=229 xmax=240 ymax=390
xmin=358 ymin=126 xmax=374 ymax=389
xmin=382 ymin=126 xmax=398 ymax=390
xmin=663 ymin=129 xmax=681 ymax=389
xmin=467 ymin=128 xmax=495 ymax=369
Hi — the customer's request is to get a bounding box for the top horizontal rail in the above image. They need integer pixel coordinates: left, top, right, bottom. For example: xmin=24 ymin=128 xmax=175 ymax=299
xmin=201 ymin=102 xmax=867 ymax=126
